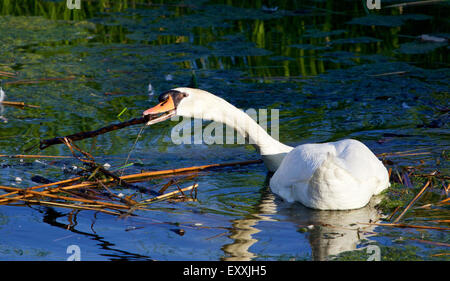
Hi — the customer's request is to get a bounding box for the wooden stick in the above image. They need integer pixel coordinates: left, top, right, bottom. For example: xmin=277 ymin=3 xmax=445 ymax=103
xmin=39 ymin=116 xmax=149 ymax=150
xmin=393 ymin=180 xmax=431 ymax=223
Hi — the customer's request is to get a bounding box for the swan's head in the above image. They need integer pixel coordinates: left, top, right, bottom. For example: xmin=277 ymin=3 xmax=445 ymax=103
xmin=143 ymin=87 xmax=224 ymax=125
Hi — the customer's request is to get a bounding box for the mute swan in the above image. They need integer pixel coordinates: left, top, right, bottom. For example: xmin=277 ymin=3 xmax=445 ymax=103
xmin=143 ymin=88 xmax=390 ymax=210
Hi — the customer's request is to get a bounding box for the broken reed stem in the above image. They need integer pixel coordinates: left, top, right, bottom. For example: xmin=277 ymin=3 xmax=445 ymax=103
xmin=0 ymin=101 xmax=40 ymax=108
xmin=369 ymin=71 xmax=408 ymax=77
xmin=21 ymin=199 xmax=123 ymax=216
xmin=393 ymin=180 xmax=431 ymax=223
xmin=0 ymin=176 xmax=82 ymax=200
xmin=415 ymin=173 xmax=450 ymax=180
xmin=358 ymin=222 xmax=450 ymax=231
xmin=120 ymin=159 xmax=263 ymax=181
xmin=387 ymin=206 xmax=401 ymax=222
xmin=139 ymin=184 xmax=198 ymax=204
xmin=0 ymin=71 xmax=16 ymax=77
xmin=384 ymin=0 xmax=445 ymax=8
xmin=417 ymin=197 xmax=450 ymax=209
xmin=376 ymin=148 xmax=433 ymax=158
xmin=0 ymin=154 xmax=72 ymax=159
xmin=39 ymin=116 xmax=149 ymax=150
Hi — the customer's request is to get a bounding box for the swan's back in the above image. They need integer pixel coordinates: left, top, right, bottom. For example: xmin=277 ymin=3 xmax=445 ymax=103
xmin=269 ymin=139 xmax=389 ymax=210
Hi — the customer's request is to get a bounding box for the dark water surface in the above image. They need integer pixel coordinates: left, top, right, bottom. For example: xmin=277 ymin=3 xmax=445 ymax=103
xmin=0 ymin=0 xmax=448 ymax=260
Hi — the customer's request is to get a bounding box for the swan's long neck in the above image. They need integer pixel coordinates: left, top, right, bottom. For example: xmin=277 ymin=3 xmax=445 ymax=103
xmin=219 ymin=102 xmax=291 ymax=154
xmin=179 ymin=90 xmax=293 ymax=172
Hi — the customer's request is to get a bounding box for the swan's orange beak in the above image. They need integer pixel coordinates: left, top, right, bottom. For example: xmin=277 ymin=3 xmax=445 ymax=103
xmin=143 ymin=95 xmax=177 ymax=125
xmin=143 ymin=95 xmax=175 ymax=116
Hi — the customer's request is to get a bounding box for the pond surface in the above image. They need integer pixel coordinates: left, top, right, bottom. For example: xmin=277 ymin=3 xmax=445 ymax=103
xmin=0 ymin=0 xmax=449 ymax=261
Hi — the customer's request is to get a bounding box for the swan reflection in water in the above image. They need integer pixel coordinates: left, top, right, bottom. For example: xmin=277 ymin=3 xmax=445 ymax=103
xmin=222 ymin=186 xmax=383 ymax=261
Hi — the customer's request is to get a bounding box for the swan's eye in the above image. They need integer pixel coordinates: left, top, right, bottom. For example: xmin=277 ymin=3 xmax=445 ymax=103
xmin=158 ymin=93 xmax=170 ymax=102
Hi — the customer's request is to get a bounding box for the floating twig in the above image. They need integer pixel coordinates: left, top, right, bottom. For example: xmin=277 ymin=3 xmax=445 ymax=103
xmin=119 ymin=159 xmax=263 ymax=181
xmin=376 ymin=148 xmax=433 ymax=158
xmin=369 ymin=71 xmax=408 ymax=77
xmin=139 ymin=184 xmax=198 ymax=205
xmin=0 ymin=71 xmax=16 ymax=78
xmin=0 ymin=154 xmax=72 ymax=159
xmin=387 ymin=206 xmax=401 ymax=222
xmin=384 ymin=0 xmax=446 ymax=8
xmin=0 ymin=101 xmax=40 ymax=108
xmin=408 ymin=238 xmax=450 ymax=248
xmin=393 ymin=180 xmax=432 ymax=223
xmin=358 ymin=222 xmax=450 ymax=231
xmin=430 ymin=253 xmax=450 ymax=257
xmin=21 ymin=199 xmax=124 ymax=216
xmin=417 ymin=197 xmax=450 ymax=209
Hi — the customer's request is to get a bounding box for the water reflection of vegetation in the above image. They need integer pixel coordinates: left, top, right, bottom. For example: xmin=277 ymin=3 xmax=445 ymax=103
xmin=1 ymin=0 xmax=447 ymax=77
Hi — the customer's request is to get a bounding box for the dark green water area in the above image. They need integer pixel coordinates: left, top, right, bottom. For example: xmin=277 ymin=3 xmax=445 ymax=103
xmin=0 ymin=0 xmax=448 ymax=260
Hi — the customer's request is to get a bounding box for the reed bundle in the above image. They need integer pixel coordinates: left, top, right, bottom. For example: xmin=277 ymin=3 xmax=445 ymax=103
xmin=0 ymin=157 xmax=261 ymax=216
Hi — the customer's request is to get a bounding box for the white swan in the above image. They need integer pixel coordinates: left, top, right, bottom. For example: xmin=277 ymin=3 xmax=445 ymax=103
xmin=143 ymin=88 xmax=390 ymax=210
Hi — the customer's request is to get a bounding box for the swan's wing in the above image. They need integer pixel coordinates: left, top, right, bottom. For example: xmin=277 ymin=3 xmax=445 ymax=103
xmin=269 ymin=139 xmax=390 ymax=207
xmin=269 ymin=142 xmax=335 ymax=202
xmin=333 ymin=139 xmax=389 ymax=194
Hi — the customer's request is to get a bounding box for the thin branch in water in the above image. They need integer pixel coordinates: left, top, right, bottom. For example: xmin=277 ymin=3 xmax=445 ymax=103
xmin=0 ymin=71 xmax=16 ymax=78
xmin=358 ymin=222 xmax=450 ymax=231
xmin=139 ymin=184 xmax=198 ymax=205
xmin=0 ymin=154 xmax=72 ymax=159
xmin=384 ymin=0 xmax=446 ymax=8
xmin=393 ymin=180 xmax=432 ymax=223
xmin=0 ymin=101 xmax=40 ymax=108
